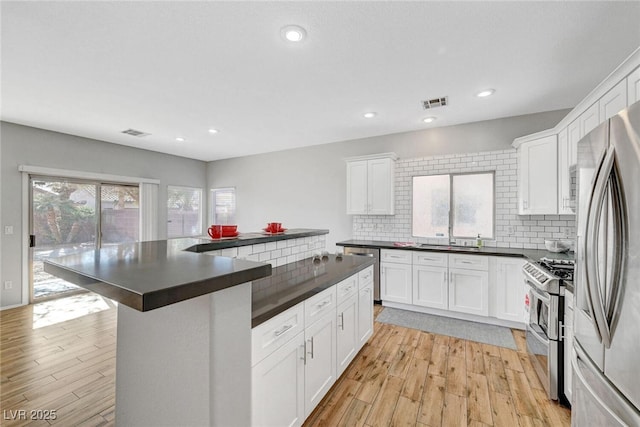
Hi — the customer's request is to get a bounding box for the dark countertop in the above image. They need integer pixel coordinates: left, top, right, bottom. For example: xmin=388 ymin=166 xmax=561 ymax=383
xmin=252 ymin=254 xmax=375 ymax=328
xmin=44 ymin=239 xmax=271 ymax=312
xmin=184 ymin=228 xmax=329 ymax=252
xmin=336 ymin=240 xmax=575 ymax=261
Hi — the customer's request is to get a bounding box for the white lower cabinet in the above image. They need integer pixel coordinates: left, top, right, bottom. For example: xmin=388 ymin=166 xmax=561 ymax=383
xmin=381 ymin=262 xmax=412 ymax=304
xmin=381 ymin=251 xmax=412 ymax=304
xmin=448 ymin=267 xmax=489 ymax=316
xmin=304 ymin=311 xmax=336 ymax=417
xmin=252 ymin=267 xmax=374 ymax=426
xmin=564 ymin=288 xmax=574 ymax=404
xmin=336 ymin=294 xmax=358 ymax=377
xmin=252 ymin=332 xmax=305 ymax=427
xmin=412 ymin=265 xmax=448 ymax=310
xmin=357 ymin=281 xmax=373 ymax=347
xmin=494 ymin=257 xmax=526 ymax=323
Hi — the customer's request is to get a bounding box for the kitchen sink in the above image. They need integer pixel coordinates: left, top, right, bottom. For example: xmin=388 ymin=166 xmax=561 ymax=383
xmin=419 ymin=244 xmax=481 ymax=251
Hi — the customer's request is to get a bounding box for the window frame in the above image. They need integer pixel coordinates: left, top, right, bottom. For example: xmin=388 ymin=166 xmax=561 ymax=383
xmin=209 ymin=187 xmax=236 ymax=226
xmin=166 ymin=185 xmax=203 ymax=238
xmin=412 ymin=171 xmax=495 ymax=240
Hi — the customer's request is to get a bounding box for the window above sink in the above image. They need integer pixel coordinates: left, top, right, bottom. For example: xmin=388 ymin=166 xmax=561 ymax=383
xmin=412 ymin=172 xmax=495 ymax=240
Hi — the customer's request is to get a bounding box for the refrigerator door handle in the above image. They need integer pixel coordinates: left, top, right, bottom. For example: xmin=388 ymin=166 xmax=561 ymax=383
xmin=585 ymin=146 xmax=618 ymax=348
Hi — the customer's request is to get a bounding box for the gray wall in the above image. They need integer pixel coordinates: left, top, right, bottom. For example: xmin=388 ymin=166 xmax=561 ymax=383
xmin=207 ymin=110 xmax=569 ymax=251
xmin=0 ymin=122 xmax=207 ymax=308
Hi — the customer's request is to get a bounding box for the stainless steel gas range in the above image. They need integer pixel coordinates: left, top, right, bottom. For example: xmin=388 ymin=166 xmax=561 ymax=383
xmin=523 ymin=257 xmax=574 ymax=403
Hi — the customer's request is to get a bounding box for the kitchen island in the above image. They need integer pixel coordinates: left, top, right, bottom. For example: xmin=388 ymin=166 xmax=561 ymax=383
xmin=41 ymin=228 xmax=335 ymax=427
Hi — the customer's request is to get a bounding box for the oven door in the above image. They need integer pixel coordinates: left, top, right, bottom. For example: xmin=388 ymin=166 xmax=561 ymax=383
xmin=525 ymin=280 xmax=560 ymax=400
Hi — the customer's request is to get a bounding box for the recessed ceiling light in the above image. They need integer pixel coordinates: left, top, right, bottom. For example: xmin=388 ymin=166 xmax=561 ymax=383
xmin=363 ymin=112 xmax=377 ymax=119
xmin=208 ymin=128 xmax=219 ymax=134
xmin=175 ymin=137 xmax=185 ymax=142
xmin=476 ymin=89 xmax=495 ymax=98
xmin=423 ymin=117 xmax=437 ymax=123
xmin=281 ymin=25 xmax=306 ymax=42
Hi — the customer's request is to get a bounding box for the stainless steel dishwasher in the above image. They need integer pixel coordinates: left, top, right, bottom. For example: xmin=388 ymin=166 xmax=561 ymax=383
xmin=343 ymin=246 xmax=380 ymax=303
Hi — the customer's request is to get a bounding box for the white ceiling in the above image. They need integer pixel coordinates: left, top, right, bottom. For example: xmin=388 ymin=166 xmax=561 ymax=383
xmin=2 ymin=1 xmax=640 ymax=162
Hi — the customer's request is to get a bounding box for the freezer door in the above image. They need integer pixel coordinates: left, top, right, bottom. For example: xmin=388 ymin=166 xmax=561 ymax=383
xmin=604 ymin=101 xmax=640 ymax=411
xmin=572 ymin=343 xmax=640 ymax=426
xmin=574 ymin=120 xmax=608 ymax=369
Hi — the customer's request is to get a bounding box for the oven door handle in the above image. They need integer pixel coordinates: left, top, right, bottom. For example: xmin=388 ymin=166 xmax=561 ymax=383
xmin=527 ymin=281 xmax=551 ymax=306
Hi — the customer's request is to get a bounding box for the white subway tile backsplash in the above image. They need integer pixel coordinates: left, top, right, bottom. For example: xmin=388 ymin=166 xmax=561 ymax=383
xmin=352 ymin=148 xmax=576 ymax=250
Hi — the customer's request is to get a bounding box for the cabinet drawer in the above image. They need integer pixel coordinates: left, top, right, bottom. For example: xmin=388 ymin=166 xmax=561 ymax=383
xmin=449 ymin=254 xmax=488 ymax=271
xmin=358 ymin=266 xmax=374 ymax=287
xmin=413 ymin=251 xmax=448 ymax=267
xmin=381 ymin=249 xmax=412 ymax=264
xmin=304 ymin=286 xmax=337 ymax=327
xmin=337 ymin=275 xmax=358 ymax=303
xmin=252 ymin=303 xmax=304 ymax=366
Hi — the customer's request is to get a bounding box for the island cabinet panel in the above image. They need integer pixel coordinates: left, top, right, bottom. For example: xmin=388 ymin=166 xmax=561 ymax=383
xmin=252 ymin=304 xmax=304 ymax=366
xmin=305 ymin=286 xmax=337 ymax=327
xmin=358 ymin=282 xmax=374 ymax=347
xmin=304 ymin=311 xmax=337 ymax=417
xmin=336 ymin=293 xmax=358 ymax=377
xmin=252 ymin=332 xmax=305 ymax=427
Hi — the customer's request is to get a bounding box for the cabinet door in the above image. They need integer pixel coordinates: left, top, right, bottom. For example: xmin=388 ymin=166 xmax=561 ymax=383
xmin=567 ymin=119 xmax=580 ymax=167
xmin=357 ymin=282 xmax=373 ymax=347
xmin=252 ymin=332 xmax=305 ymax=427
xmin=413 ymin=265 xmax=448 ymax=310
xmin=580 ymin=102 xmax=600 ymax=137
xmin=494 ymin=257 xmax=526 ymax=324
xmin=600 ymin=79 xmax=627 ymax=122
xmin=380 ymin=262 xmax=412 ymax=304
xmin=557 ymin=127 xmax=574 ymax=215
xmin=564 ymin=290 xmax=574 ymax=404
xmin=346 ymin=160 xmax=368 ymax=214
xmin=368 ymin=157 xmax=394 ymax=215
xmin=304 ymin=312 xmax=336 ymax=417
xmin=518 ymin=135 xmax=558 ymax=214
xmin=448 ymin=268 xmax=489 ymax=316
xmin=336 ymin=294 xmax=358 ymax=377
xmin=628 ymin=67 xmax=640 ymax=105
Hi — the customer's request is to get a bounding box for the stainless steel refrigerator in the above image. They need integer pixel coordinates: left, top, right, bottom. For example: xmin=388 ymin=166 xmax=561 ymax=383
xmin=573 ymin=100 xmax=640 ymax=426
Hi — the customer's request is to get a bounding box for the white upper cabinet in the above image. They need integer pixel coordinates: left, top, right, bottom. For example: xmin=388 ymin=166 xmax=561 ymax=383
xmin=346 ymin=153 xmax=397 ymax=215
xmin=580 ymin=102 xmax=600 ymax=137
xmin=600 ymin=79 xmax=627 ymax=122
xmin=628 ymin=67 xmax=640 ymax=105
xmin=557 ymin=128 xmax=574 ymax=215
xmin=518 ymin=135 xmax=558 ymax=215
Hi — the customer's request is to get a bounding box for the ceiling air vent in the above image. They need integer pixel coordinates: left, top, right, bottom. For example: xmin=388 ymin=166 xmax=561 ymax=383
xmin=121 ymin=128 xmax=150 ymax=137
xmin=422 ymin=96 xmax=448 ymax=110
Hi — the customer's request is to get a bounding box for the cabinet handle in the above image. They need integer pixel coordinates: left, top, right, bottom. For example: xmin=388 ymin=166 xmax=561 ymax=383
xmin=308 ymin=337 xmax=314 ymax=359
xmin=300 ymin=343 xmax=307 ymax=364
xmin=274 ymin=324 xmax=293 ymax=337
xmin=460 ymin=260 xmax=474 ymax=264
xmin=316 ymin=300 xmax=330 ymax=309
xmin=450 ymin=272 xmax=454 ymax=283
xmin=339 ymin=312 xmax=344 ymax=330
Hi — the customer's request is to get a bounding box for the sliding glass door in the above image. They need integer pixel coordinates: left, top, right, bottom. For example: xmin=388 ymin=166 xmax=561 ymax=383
xmin=29 ymin=176 xmax=139 ymax=302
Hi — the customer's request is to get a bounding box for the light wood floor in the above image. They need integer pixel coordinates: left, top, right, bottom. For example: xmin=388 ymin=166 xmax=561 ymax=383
xmin=1 ymin=301 xmax=570 ymax=426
